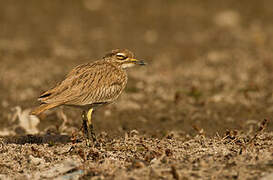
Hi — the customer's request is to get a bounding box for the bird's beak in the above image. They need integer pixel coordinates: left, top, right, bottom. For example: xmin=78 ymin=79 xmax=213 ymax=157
xmin=130 ymin=58 xmax=146 ymax=65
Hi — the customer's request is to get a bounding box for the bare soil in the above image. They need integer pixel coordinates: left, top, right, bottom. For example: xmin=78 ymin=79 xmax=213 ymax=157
xmin=0 ymin=0 xmax=273 ymax=179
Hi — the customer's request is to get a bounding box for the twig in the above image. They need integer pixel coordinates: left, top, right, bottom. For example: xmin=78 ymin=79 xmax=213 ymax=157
xmin=247 ymin=119 xmax=268 ymax=145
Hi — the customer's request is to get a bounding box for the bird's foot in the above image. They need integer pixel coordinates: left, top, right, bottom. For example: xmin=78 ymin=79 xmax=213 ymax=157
xmin=85 ymin=138 xmax=92 ymax=147
xmin=89 ymin=125 xmax=97 ymax=141
xmin=85 ymin=125 xmax=96 ymax=147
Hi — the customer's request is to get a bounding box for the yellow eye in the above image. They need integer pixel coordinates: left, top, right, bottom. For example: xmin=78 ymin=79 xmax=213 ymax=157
xmin=116 ymin=53 xmax=127 ymax=60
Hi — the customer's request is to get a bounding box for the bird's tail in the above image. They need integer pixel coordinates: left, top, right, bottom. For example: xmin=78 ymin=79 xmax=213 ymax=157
xmin=30 ymin=103 xmax=60 ymax=116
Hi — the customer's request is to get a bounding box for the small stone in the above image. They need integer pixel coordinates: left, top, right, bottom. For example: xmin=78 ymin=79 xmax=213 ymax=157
xmin=29 ymin=155 xmax=45 ymax=166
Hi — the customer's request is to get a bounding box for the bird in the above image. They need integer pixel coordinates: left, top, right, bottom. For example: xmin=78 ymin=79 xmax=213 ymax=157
xmin=31 ymin=49 xmax=146 ymax=145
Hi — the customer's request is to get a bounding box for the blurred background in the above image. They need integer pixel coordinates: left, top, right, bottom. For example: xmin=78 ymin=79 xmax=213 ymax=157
xmin=0 ymin=0 xmax=273 ymax=137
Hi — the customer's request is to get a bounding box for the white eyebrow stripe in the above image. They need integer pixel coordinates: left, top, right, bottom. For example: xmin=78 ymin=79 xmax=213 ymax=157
xmin=116 ymin=53 xmax=126 ymax=56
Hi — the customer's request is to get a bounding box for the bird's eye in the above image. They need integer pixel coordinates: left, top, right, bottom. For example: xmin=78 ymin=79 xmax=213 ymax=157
xmin=116 ymin=53 xmax=127 ymax=60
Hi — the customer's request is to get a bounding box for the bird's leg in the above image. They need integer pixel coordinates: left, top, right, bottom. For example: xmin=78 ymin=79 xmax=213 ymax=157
xmin=87 ymin=108 xmax=96 ymax=143
xmin=81 ymin=111 xmax=89 ymax=139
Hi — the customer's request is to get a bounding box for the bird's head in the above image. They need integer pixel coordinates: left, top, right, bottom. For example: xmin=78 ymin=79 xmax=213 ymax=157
xmin=104 ymin=49 xmax=146 ymax=69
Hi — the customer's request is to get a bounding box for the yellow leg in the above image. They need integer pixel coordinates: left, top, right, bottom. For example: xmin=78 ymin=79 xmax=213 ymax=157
xmin=85 ymin=108 xmax=96 ymax=146
xmin=87 ymin=108 xmax=93 ymax=127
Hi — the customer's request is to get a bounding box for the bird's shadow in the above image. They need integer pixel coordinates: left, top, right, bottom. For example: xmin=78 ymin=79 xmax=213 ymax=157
xmin=3 ymin=134 xmax=72 ymax=145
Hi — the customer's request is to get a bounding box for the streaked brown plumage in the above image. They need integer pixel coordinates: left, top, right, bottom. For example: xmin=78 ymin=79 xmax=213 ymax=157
xmin=31 ymin=49 xmax=145 ymax=145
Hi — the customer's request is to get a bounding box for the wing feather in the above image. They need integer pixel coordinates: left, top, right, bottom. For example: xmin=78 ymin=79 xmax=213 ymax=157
xmin=38 ymin=61 xmax=127 ymax=106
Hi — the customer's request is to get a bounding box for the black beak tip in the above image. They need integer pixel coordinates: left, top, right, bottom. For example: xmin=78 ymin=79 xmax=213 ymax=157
xmin=138 ymin=60 xmax=146 ymax=65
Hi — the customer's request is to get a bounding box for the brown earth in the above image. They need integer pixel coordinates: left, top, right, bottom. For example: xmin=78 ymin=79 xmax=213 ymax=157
xmin=0 ymin=0 xmax=273 ymax=179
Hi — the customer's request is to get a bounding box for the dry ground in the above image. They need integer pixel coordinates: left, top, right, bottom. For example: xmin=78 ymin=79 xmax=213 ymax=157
xmin=0 ymin=0 xmax=273 ymax=179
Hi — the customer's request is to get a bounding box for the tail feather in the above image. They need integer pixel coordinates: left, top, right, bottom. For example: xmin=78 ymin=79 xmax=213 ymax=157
xmin=30 ymin=103 xmax=61 ymax=116
xmin=38 ymin=91 xmax=54 ymax=102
